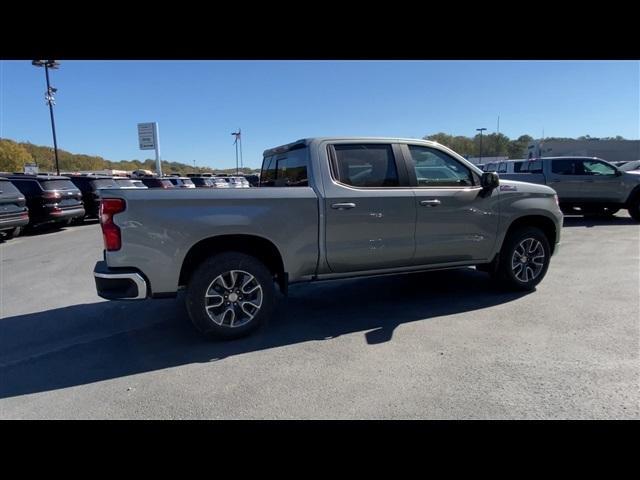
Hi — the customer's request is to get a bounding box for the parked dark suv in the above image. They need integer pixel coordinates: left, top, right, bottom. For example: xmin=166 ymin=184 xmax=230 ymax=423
xmin=0 ymin=176 xmax=29 ymax=238
xmin=187 ymin=176 xmax=219 ymax=188
xmin=7 ymin=174 xmax=85 ymax=227
xmin=166 ymin=176 xmax=196 ymax=188
xmin=69 ymin=174 xmax=119 ymax=219
xmin=140 ymin=177 xmax=175 ymax=189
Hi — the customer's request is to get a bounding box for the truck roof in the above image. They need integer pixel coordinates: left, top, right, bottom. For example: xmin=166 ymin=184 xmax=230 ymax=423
xmin=263 ymin=137 xmax=441 ymax=156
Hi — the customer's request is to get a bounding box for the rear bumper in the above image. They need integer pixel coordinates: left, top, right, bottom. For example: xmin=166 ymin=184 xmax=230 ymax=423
xmin=93 ymin=260 xmax=148 ymax=300
xmin=49 ymin=206 xmax=86 ymax=220
xmin=0 ymin=212 xmax=29 ymax=231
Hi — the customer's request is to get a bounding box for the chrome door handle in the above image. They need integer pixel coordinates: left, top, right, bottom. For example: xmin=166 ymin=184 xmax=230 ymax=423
xmin=419 ymin=199 xmax=441 ymax=207
xmin=331 ymin=202 xmax=356 ymax=210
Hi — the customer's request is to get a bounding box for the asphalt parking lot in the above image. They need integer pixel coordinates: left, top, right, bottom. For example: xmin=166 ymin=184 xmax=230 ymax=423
xmin=0 ymin=215 xmax=638 ymax=419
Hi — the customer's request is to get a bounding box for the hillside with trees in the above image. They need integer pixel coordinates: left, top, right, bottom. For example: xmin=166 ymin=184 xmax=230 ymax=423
xmin=423 ymin=133 xmax=630 ymax=158
xmin=0 ymin=138 xmax=259 ymax=175
xmin=0 ymin=135 xmax=631 ymax=175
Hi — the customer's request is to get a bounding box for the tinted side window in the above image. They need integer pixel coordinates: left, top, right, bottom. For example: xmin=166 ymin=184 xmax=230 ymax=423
xmin=11 ymin=179 xmax=41 ymax=196
xmin=408 ymin=145 xmax=473 ymax=187
xmin=333 ymin=144 xmax=399 ymax=187
xmin=498 ymin=162 xmax=507 ymax=173
xmin=0 ymin=180 xmax=21 ymax=196
xmin=527 ymin=160 xmax=543 ymax=174
xmin=551 ymin=159 xmax=577 ymax=175
xmin=513 ymin=162 xmax=524 ymax=173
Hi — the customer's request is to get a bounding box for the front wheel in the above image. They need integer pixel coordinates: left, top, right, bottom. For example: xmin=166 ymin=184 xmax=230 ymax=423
xmin=493 ymin=227 xmax=551 ymax=291
xmin=185 ymin=252 xmax=276 ymax=339
xmin=628 ymin=196 xmax=640 ymax=222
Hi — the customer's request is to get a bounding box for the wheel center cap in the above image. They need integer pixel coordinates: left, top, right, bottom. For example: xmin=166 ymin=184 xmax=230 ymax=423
xmin=521 ymin=256 xmax=528 ymax=263
xmin=228 ymin=292 xmax=239 ymax=302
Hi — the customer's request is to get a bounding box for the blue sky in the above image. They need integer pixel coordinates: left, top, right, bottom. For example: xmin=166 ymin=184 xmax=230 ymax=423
xmin=1 ymin=60 xmax=638 ymax=169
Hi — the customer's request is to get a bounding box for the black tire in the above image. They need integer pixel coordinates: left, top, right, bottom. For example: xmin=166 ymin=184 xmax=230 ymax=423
xmin=628 ymin=195 xmax=640 ymax=222
xmin=583 ymin=206 xmax=619 ymax=218
xmin=493 ymin=226 xmax=551 ymax=291
xmin=4 ymin=226 xmax=22 ymax=239
xmin=185 ymin=252 xmax=276 ymax=339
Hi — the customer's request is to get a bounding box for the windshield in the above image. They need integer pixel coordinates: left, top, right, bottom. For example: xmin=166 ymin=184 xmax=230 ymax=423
xmin=91 ymin=179 xmax=118 ymax=189
xmin=620 ymin=160 xmax=640 ymax=171
xmin=115 ymin=178 xmax=145 ymax=188
xmin=0 ymin=180 xmax=21 ymax=196
xmin=41 ymin=179 xmax=77 ymax=191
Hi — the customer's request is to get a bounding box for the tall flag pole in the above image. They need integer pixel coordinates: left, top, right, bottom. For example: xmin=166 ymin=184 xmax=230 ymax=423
xmin=239 ymin=128 xmax=243 ymax=170
xmin=232 ymin=130 xmax=240 ymax=175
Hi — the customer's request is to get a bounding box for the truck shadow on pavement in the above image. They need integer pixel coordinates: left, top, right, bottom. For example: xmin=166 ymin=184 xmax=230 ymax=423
xmin=0 ymin=268 xmax=530 ymax=400
xmin=562 ymin=215 xmax=638 ymax=228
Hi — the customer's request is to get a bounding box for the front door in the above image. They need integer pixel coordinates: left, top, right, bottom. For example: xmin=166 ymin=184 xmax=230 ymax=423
xmin=403 ymin=144 xmax=499 ymax=264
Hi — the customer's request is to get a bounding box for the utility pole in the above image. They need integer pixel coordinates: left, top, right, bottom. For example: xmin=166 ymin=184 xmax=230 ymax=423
xmin=32 ymin=60 xmax=61 ymax=175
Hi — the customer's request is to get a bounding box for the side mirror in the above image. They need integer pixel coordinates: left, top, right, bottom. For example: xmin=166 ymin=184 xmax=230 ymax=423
xmin=481 ymin=171 xmax=500 ymax=190
xmin=615 ymin=170 xmax=622 ymax=176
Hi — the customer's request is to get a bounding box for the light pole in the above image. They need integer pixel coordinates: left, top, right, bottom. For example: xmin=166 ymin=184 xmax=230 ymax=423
xmin=32 ymin=60 xmax=61 ymax=175
xmin=476 ymin=127 xmax=487 ymax=164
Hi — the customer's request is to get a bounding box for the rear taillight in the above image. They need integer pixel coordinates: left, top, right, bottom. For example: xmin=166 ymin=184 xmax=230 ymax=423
xmin=100 ymin=198 xmax=126 ymax=251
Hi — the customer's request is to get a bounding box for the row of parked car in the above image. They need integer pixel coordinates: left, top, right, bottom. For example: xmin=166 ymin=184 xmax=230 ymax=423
xmin=478 ymin=158 xmax=640 ymax=175
xmin=0 ymin=172 xmax=259 ymax=239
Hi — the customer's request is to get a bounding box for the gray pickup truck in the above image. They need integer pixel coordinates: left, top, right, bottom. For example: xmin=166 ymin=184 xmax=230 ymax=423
xmin=500 ymin=157 xmax=640 ymax=220
xmin=93 ymin=137 xmax=563 ymax=339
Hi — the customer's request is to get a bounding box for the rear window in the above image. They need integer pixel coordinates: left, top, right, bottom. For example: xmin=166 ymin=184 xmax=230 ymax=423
xmin=261 ymin=146 xmax=309 ymax=187
xmin=41 ymin=179 xmax=77 ymax=190
xmin=91 ymin=179 xmax=118 ymax=189
xmin=0 ymin=180 xmax=21 ymax=195
xmin=115 ymin=178 xmax=143 ymax=188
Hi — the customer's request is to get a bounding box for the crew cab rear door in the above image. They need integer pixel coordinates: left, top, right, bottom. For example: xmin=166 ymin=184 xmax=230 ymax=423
xmin=401 ymin=143 xmax=499 ymax=264
xmin=323 ymin=143 xmax=416 ymax=273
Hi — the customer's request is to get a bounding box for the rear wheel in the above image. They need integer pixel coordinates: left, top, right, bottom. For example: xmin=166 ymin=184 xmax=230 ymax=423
xmin=492 ymin=226 xmax=551 ymax=291
xmin=3 ymin=226 xmax=23 ymax=239
xmin=185 ymin=252 xmax=276 ymax=339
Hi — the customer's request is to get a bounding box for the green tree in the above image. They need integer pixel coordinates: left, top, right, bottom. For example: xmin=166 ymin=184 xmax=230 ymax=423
xmin=507 ymin=135 xmax=533 ymax=159
xmin=0 ymin=139 xmax=34 ymax=172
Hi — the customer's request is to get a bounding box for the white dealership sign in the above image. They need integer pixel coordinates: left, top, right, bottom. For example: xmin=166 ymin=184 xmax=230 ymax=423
xmin=24 ymin=163 xmax=39 ymax=175
xmin=137 ymin=122 xmax=157 ymax=150
xmin=137 ymin=122 xmax=162 ymax=176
